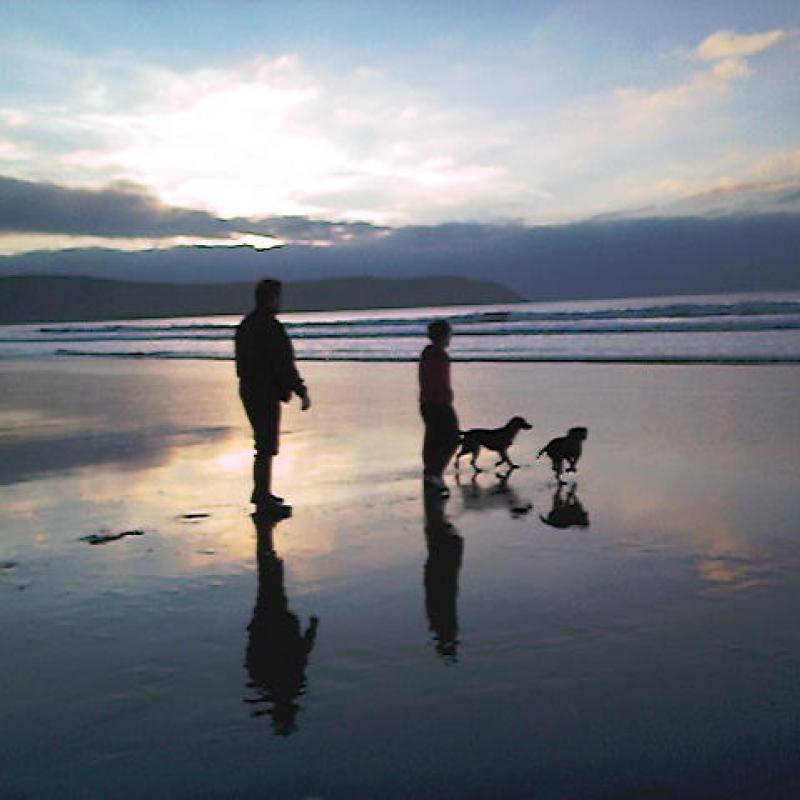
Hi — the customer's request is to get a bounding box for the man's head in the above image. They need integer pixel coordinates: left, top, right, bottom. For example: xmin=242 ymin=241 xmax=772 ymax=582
xmin=255 ymin=278 xmax=282 ymax=312
xmin=427 ymin=319 xmax=452 ymax=346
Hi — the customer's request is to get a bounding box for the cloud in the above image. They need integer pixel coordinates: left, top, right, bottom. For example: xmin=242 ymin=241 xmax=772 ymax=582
xmin=2 ymin=211 xmax=799 ymax=302
xmin=0 ymin=174 xmax=387 ymax=247
xmin=642 ymin=149 xmax=800 ymax=217
xmin=0 ymin=175 xmax=236 ymax=237
xmin=39 ymin=54 xmax=513 ymax=225
xmin=613 ymin=56 xmax=749 ymax=118
xmin=4 ymin=159 xmax=800 ymax=263
xmin=695 ymin=29 xmax=787 ymax=61
xmin=3 ymin=31 xmax=797 ymax=231
xmin=643 ymin=180 xmax=800 ymax=218
xmin=0 ymin=141 xmax=24 ymax=160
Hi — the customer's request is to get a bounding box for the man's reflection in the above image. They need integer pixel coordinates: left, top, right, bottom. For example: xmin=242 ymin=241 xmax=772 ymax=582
xmin=539 ymin=483 xmax=589 ymax=529
xmin=244 ymin=512 xmax=319 ymax=735
xmin=423 ymin=488 xmax=463 ymax=664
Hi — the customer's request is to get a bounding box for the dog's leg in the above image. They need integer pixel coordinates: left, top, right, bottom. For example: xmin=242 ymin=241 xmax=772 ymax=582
xmin=566 ymin=456 xmax=578 ymax=473
xmin=496 ymin=448 xmax=517 ymax=469
xmin=470 ymin=446 xmax=482 ymax=472
xmin=455 ymin=444 xmax=470 ymax=472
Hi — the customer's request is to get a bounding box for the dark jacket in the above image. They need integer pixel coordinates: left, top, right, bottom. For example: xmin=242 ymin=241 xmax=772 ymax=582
xmin=235 ymin=310 xmax=307 ymax=401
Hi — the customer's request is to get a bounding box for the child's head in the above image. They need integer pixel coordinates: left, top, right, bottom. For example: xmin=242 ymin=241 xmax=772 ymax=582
xmin=427 ymin=319 xmax=452 ymax=346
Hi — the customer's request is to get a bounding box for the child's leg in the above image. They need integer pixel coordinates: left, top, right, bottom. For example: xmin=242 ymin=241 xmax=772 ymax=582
xmin=425 ymin=405 xmax=460 ymax=477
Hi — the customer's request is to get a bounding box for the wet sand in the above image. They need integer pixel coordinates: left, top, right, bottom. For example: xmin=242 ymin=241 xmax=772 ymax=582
xmin=2 ymin=359 xmax=800 ymax=799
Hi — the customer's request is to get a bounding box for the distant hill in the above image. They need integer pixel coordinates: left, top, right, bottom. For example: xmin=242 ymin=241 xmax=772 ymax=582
xmin=0 ymin=274 xmax=523 ymax=324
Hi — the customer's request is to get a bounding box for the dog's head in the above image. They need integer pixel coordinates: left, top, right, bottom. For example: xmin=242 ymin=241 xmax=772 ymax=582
xmin=508 ymin=416 xmax=533 ymax=432
xmin=567 ymin=426 xmax=588 ymax=440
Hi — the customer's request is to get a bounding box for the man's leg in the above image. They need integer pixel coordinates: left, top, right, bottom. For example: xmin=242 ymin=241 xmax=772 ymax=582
xmin=251 ymin=446 xmax=273 ymax=504
xmin=241 ymin=389 xmax=281 ymax=505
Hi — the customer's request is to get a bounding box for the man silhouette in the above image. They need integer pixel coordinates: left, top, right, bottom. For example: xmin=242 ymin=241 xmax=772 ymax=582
xmin=235 ymin=279 xmax=310 ymax=514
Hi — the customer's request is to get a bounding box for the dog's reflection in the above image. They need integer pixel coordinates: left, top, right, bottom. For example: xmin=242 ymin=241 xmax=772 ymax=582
xmin=244 ymin=512 xmax=319 ymax=735
xmin=423 ymin=488 xmax=463 ymax=664
xmin=539 ymin=483 xmax=589 ymax=529
xmin=454 ymin=469 xmax=533 ymax=518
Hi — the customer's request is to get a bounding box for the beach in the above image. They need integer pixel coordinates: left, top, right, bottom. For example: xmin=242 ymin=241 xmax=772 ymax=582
xmin=3 ymin=358 xmax=800 ymax=799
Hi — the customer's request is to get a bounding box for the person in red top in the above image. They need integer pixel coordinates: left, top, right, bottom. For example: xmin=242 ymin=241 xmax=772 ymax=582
xmin=419 ymin=319 xmax=460 ymax=497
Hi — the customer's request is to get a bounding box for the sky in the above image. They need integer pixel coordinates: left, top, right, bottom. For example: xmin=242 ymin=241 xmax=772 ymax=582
xmin=0 ymin=0 xmax=798 ymax=295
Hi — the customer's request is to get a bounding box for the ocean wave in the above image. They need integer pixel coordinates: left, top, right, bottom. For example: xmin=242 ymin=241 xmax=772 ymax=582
xmin=34 ymin=298 xmax=800 ymax=338
xmin=54 ymin=349 xmax=233 ymax=360
xmin=52 ymin=348 xmax=800 ymax=364
xmin=15 ymin=315 xmax=800 ymax=343
xmin=40 ymin=322 xmax=237 ymax=334
xmin=2 ymin=292 xmax=795 ymax=365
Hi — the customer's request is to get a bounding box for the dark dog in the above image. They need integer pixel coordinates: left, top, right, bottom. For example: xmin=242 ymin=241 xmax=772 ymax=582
xmin=455 ymin=416 xmax=532 ymax=472
xmin=537 ymin=426 xmax=588 ymax=482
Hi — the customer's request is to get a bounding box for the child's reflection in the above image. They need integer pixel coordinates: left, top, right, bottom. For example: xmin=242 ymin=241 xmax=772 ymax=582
xmin=423 ymin=488 xmax=464 ymax=664
xmin=244 ymin=512 xmax=319 ymax=735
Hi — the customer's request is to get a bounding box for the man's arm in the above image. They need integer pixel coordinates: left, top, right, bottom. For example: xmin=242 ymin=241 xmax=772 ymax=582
xmin=273 ymin=321 xmax=311 ymax=408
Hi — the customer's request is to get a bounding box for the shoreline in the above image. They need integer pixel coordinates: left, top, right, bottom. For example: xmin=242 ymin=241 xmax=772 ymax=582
xmin=28 ymin=352 xmax=800 ymax=365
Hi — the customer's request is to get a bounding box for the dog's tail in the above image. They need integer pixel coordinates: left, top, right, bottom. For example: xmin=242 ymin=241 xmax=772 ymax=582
xmin=536 ymin=445 xmax=547 ymax=459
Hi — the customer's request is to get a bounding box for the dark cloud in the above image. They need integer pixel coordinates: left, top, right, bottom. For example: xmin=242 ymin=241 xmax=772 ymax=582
xmin=0 ymin=175 xmax=235 ymax=237
xmin=2 ymin=212 xmax=799 ymax=301
xmin=777 ymin=188 xmax=800 ymax=205
xmin=0 ymin=175 xmax=385 ymax=243
xmin=2 ymin=173 xmax=799 ymax=301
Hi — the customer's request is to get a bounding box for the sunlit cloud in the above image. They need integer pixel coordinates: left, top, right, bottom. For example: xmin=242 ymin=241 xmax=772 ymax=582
xmin=695 ymin=29 xmax=787 ymax=61
xmin=0 ymin=108 xmax=28 ymax=128
xmin=41 ymin=54 xmax=512 ymax=224
xmin=0 ymin=232 xmax=279 ymax=257
xmin=0 ymin=141 xmax=23 ymax=160
xmin=638 ymin=150 xmax=800 ymax=217
xmin=613 ymin=57 xmax=749 ymax=118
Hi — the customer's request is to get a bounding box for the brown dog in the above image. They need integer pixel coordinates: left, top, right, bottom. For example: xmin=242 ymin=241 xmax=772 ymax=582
xmin=455 ymin=416 xmax=532 ymax=472
xmin=537 ymin=427 xmax=588 ymax=482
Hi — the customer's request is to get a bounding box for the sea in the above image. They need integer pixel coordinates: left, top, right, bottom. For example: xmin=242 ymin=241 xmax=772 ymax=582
xmin=2 ymin=290 xmax=800 ymax=363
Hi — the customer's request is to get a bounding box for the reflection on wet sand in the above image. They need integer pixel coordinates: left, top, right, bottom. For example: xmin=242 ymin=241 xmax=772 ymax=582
xmin=423 ymin=488 xmax=463 ymax=664
xmin=539 ymin=483 xmax=590 ymax=529
xmin=245 ymin=512 xmax=319 ymax=735
xmin=454 ymin=470 xmax=533 ymax=518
